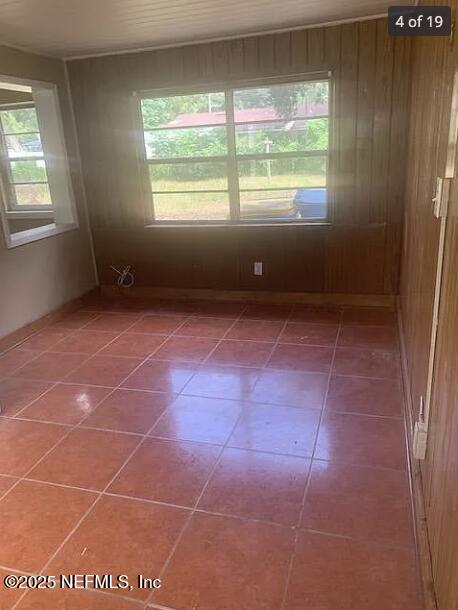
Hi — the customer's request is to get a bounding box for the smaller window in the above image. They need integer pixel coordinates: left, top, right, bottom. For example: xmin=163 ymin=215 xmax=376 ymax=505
xmin=0 ymin=77 xmax=77 ymax=247
xmin=0 ymin=105 xmax=52 ymax=209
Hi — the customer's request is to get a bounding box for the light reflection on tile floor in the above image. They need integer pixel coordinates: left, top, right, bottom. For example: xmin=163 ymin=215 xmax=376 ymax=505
xmin=0 ymin=298 xmax=420 ymax=610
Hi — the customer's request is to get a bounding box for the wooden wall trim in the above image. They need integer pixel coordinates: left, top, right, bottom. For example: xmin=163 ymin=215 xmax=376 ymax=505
xmin=100 ymin=284 xmax=395 ymax=307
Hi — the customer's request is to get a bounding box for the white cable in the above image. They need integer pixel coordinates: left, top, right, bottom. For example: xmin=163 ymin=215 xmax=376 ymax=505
xmin=110 ymin=265 xmax=135 ymax=288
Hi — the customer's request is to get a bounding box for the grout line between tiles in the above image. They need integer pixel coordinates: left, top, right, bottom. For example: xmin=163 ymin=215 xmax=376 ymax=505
xmin=144 ymin=305 xmax=250 ymax=606
xmin=1 ymin=301 xmax=406 ymax=609
xmin=7 ymin=315 xmax=185 ymax=609
xmin=7 ymin=308 xmax=244 ymax=608
xmin=279 ymin=308 xmax=342 ymax=610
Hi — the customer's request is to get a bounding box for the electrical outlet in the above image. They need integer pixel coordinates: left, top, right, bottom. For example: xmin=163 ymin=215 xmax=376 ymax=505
xmin=254 ymin=261 xmax=263 ymax=276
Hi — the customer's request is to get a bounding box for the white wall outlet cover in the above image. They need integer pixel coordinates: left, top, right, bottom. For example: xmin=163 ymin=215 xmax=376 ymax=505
xmin=254 ymin=261 xmax=263 ymax=276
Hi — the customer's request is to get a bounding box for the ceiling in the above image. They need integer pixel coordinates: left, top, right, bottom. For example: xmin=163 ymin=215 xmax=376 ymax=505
xmin=0 ymin=0 xmax=402 ymax=59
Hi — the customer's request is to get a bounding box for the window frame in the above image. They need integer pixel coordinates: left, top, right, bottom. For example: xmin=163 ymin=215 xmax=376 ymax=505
xmin=0 ymin=101 xmax=53 ymax=213
xmin=137 ymin=72 xmax=334 ymax=227
xmin=0 ymin=74 xmax=79 ymax=249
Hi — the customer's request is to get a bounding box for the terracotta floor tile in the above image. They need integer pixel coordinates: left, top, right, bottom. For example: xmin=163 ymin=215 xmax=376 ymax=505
xmin=228 ymin=404 xmax=321 ymax=457
xmin=83 ymin=313 xmax=139 ymax=332
xmin=250 ymin=370 xmax=328 ymax=408
xmin=0 ymin=480 xmax=96 ymax=572
xmin=48 ymin=495 xmax=188 ymax=601
xmin=279 ymin=321 xmax=339 ymax=346
xmin=315 ymin=412 xmax=407 ymax=470
xmin=208 ymin=339 xmax=274 ymax=367
xmin=20 ymin=384 xmax=112 ymax=425
xmin=226 ymin=320 xmax=284 ymax=342
xmin=0 ymin=474 xmax=17 ymax=497
xmin=175 ymin=316 xmax=234 ymax=339
xmin=51 ymin=330 xmax=118 ymax=354
xmin=338 ymin=325 xmax=399 ymax=350
xmin=154 ymin=512 xmax=294 ymax=610
xmin=152 ymin=336 xmax=218 ymax=363
xmin=342 ymin=307 xmax=397 ymax=327
xmin=199 ymin=447 xmax=310 ymax=525
xmin=17 ymin=589 xmax=142 ymax=610
xmin=152 ymin=299 xmax=200 ymax=316
xmin=129 ymin=314 xmax=187 ymax=334
xmin=29 ymin=428 xmax=140 ymax=490
xmin=333 ymin=348 xmax=401 ymax=379
xmin=326 ymin=375 xmax=404 ymax=417
xmin=0 ymin=349 xmax=40 ymax=376
xmin=182 ymin=365 xmax=261 ymax=400
xmin=284 ymin=531 xmax=419 ymax=610
xmin=151 ymin=395 xmax=243 ymax=445
xmin=99 ymin=332 xmax=167 ymax=358
xmin=291 ymin=304 xmax=342 ymax=324
xmin=12 ymin=352 xmax=89 ymax=382
xmin=301 ymin=460 xmax=413 ymax=546
xmin=0 ymin=302 xmax=421 ymax=608
xmin=121 ymin=360 xmax=197 ymax=392
xmin=0 ymin=567 xmax=25 ymax=607
xmin=65 ymin=355 xmax=142 ymax=387
xmin=0 ymin=419 xmax=67 ymax=476
xmin=51 ymin=311 xmax=100 ymax=330
xmin=267 ymin=344 xmax=334 ymax=373
xmin=83 ymin=389 xmax=174 ymax=434
xmin=0 ymin=377 xmax=52 ymax=416
xmin=109 ymin=437 xmax=220 ymax=506
xmin=20 ymin=327 xmax=73 ymax=351
xmin=81 ymin=297 xmax=119 ymax=312
xmin=193 ymin=301 xmax=245 ymax=318
xmin=241 ymin=302 xmax=292 ymax=321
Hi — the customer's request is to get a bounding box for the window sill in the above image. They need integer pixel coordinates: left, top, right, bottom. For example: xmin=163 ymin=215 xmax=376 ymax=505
xmin=6 ymin=209 xmax=54 ymax=220
xmin=144 ymin=220 xmax=331 ymax=228
xmin=5 ymin=222 xmax=78 ymax=249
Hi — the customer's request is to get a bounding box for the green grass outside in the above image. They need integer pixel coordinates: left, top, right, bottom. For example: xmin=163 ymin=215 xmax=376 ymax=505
xmin=151 ymin=173 xmax=325 ymax=221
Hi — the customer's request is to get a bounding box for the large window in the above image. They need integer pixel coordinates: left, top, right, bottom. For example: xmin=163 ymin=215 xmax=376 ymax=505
xmin=140 ymin=77 xmax=330 ymax=224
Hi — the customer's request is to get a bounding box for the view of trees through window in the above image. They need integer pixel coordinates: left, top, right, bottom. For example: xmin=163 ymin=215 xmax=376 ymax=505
xmin=0 ymin=105 xmax=51 ymax=207
xmin=142 ymin=78 xmax=330 ymax=222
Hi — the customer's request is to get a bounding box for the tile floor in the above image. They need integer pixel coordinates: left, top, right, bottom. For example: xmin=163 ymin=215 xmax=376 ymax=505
xmin=0 ymin=297 xmax=421 ymax=610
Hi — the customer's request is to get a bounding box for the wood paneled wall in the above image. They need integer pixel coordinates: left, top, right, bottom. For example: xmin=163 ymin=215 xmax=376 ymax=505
xmin=400 ymin=1 xmax=458 ymax=608
xmin=67 ymin=18 xmax=411 ymax=294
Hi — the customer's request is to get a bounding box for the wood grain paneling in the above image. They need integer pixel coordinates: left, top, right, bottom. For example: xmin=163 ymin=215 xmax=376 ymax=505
xmin=67 ymin=18 xmax=410 ymax=295
xmin=400 ymin=2 xmax=458 ymax=609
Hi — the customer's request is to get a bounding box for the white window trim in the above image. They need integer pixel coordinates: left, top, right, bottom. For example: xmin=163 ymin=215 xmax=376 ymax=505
xmin=137 ymin=71 xmax=333 ymax=226
xmin=0 ymin=74 xmax=79 ymax=249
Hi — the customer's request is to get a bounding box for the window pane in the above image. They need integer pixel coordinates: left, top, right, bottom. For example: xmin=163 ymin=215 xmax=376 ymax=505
xmin=153 ymin=192 xmax=230 ymax=222
xmin=5 ymin=133 xmax=42 ymax=157
xmin=233 ymin=81 xmax=328 ymax=122
xmin=141 ymin=93 xmax=226 ymax=129
xmin=240 ymin=188 xmax=327 ymax=221
xmin=0 ymin=107 xmax=39 ymax=134
xmin=149 ymin=162 xmax=228 ymax=191
xmin=236 ymin=118 xmax=328 ymax=154
xmin=14 ymin=183 xmax=51 ymax=205
xmin=144 ymin=126 xmax=227 ymax=159
xmin=237 ymin=156 xmax=326 ymax=190
xmin=10 ymin=160 xmax=48 ymax=183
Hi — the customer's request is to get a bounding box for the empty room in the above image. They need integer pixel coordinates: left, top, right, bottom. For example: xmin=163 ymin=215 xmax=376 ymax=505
xmin=0 ymin=0 xmax=457 ymax=609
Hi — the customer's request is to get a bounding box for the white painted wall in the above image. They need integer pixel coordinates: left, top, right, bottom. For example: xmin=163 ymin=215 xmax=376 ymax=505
xmin=0 ymin=45 xmax=97 ymax=339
